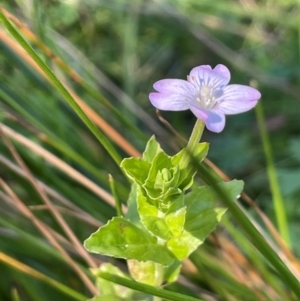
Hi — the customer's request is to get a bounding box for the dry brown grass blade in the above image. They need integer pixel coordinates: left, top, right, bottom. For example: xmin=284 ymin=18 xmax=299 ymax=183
xmin=156 ymin=109 xmax=187 ymax=149
xmin=29 ymin=205 xmax=101 ymax=228
xmin=0 ymin=178 xmax=98 ymax=295
xmin=0 ymin=189 xmax=95 ymax=258
xmin=1 ymin=130 xmax=98 ymax=269
xmin=184 ymin=242 xmax=279 ymax=301
xmin=0 ymin=123 xmax=115 ymax=207
xmin=216 ymin=235 xmax=280 ymax=300
xmin=0 ymin=154 xmax=101 ymax=227
xmin=0 ymin=11 xmax=140 ymax=158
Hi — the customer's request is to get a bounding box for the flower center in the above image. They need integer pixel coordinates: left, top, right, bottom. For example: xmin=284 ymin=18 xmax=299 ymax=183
xmin=196 ymin=85 xmax=216 ymax=109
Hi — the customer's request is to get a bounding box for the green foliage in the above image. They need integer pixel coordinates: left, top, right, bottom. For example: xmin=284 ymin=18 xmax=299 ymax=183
xmin=84 ymin=216 xmax=175 ymax=265
xmin=121 ymin=136 xmax=209 ymax=205
xmin=85 ymin=135 xmax=243 ymax=295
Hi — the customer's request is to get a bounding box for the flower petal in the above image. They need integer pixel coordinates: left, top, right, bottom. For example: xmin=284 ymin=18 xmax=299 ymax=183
xmin=217 ymin=85 xmax=261 ymax=114
xmin=153 ymin=79 xmax=195 ymax=95
xmin=189 ymin=106 xmax=209 ymax=121
xmin=213 ymin=64 xmax=231 ymax=84
xmin=189 ymin=65 xmax=230 ymax=88
xmin=149 ymin=79 xmax=195 ymax=111
xmin=189 ymin=65 xmax=212 ymax=87
xmin=149 ymin=92 xmax=190 ymax=111
xmin=190 ymin=65 xmax=212 ymax=74
xmin=189 ymin=106 xmax=226 ymax=133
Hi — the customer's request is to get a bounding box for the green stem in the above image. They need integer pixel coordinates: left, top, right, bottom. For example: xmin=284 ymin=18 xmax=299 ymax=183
xmin=0 ymin=10 xmax=122 ymax=166
xmin=255 ymin=102 xmax=290 ymax=247
xmin=98 ymin=272 xmax=204 ymax=301
xmin=180 ymin=119 xmax=205 ymax=169
xmin=198 ymin=163 xmax=300 ymax=298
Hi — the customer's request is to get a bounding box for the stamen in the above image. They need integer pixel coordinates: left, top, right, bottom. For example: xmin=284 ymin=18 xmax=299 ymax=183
xmin=196 ymin=85 xmax=216 ymax=108
xmin=201 ymin=86 xmax=211 ymax=97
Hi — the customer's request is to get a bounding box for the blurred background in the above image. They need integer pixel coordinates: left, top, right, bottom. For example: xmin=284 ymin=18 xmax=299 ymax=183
xmin=0 ymin=0 xmax=300 ymax=300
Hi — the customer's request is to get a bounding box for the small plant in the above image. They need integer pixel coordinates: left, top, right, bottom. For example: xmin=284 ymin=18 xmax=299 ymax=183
xmin=84 ymin=65 xmax=261 ymax=300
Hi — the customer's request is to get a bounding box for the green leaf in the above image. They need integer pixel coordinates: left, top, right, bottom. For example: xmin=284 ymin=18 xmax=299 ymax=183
xmin=167 ymin=230 xmax=200 ymax=260
xmin=84 ymin=217 xmax=175 ymax=265
xmin=137 ymin=189 xmax=172 ymax=240
xmin=143 ymin=135 xmax=162 ymax=163
xmin=163 ymin=194 xmax=186 ymax=237
xmin=128 ymin=260 xmax=157 ymax=285
xmin=165 ymin=206 xmax=186 ymax=237
xmin=194 ymin=142 xmax=209 ymax=161
xmin=170 ymin=148 xmax=186 ymax=166
xmin=92 ymin=263 xmax=151 ymax=301
xmin=154 ymin=166 xmax=178 ymax=191
xmin=144 ymin=151 xmax=182 ymax=200
xmin=145 ymin=151 xmax=173 ymax=186
xmin=92 ymin=263 xmax=131 ymax=299
xmin=128 ymin=260 xmax=182 ymax=286
xmin=185 ymin=181 xmax=243 ymax=238
xmin=215 ymin=180 xmax=244 ymax=201
xmin=166 ymin=180 xmax=243 ymax=260
xmin=162 ymin=260 xmax=182 ymax=284
xmin=120 ymin=158 xmax=151 ymax=185
xmin=177 ymin=143 xmax=209 ymax=190
xmin=125 ymin=183 xmax=140 ymax=225
xmin=144 ymin=186 xmax=182 ymax=204
xmin=184 ymin=202 xmax=226 ymax=237
xmin=171 ymin=142 xmax=209 ymax=167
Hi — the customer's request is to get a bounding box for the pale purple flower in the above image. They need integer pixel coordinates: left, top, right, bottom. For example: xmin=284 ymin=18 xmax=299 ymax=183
xmin=149 ymin=64 xmax=261 ymax=133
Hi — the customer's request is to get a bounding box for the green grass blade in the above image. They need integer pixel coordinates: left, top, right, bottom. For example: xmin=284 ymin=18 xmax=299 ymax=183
xmin=97 ymin=272 xmax=205 ymax=301
xmin=0 ymin=9 xmax=122 ymax=166
xmin=255 ymin=101 xmax=290 ymax=247
xmin=197 ymin=163 xmax=300 ymax=299
xmin=0 ymin=252 xmax=87 ymax=301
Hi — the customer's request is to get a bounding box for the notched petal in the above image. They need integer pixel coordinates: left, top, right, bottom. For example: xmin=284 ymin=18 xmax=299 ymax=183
xmin=213 ymin=64 xmax=231 ymax=85
xmin=189 ymin=65 xmax=230 ymax=88
xmin=190 ymin=65 xmax=212 ymax=76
